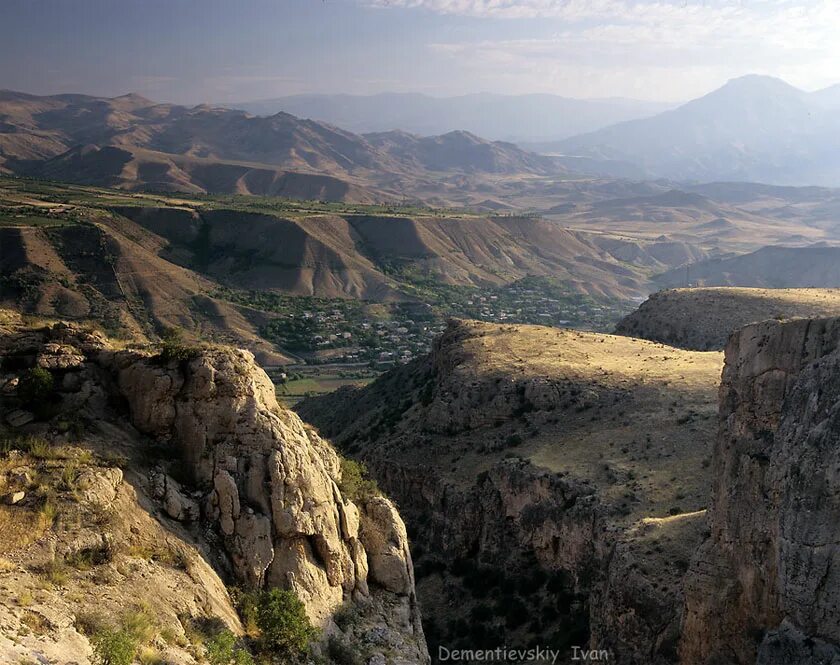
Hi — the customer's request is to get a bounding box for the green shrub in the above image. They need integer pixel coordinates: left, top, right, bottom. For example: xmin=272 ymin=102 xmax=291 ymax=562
xmin=332 ymin=602 xmax=361 ymax=632
xmin=338 ymin=458 xmax=380 ymax=503
xmin=91 ymin=627 xmax=138 ymax=665
xmin=233 ymin=650 xmax=255 ymax=665
xmin=17 ymin=367 xmax=55 ymax=406
xmin=253 ymin=589 xmax=318 ymax=658
xmin=232 ymin=590 xmax=259 ymax=637
xmin=156 ymin=327 xmax=203 ymax=363
xmin=205 ymin=629 xmax=253 ymax=665
xmin=83 ymin=603 xmax=160 ymax=665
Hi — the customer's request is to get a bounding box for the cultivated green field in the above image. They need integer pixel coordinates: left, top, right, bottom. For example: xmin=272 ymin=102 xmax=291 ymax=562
xmin=0 ymin=176 xmax=474 ymax=220
xmin=273 ymin=368 xmax=377 ymax=406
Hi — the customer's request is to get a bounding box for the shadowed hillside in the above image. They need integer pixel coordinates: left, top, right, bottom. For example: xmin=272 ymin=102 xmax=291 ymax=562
xmin=654 ymin=245 xmax=840 ymax=290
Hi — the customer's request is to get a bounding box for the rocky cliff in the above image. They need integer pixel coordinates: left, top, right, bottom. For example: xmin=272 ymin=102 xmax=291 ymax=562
xmin=0 ymin=315 xmax=427 ymax=664
xmin=681 ymin=317 xmax=840 ymax=664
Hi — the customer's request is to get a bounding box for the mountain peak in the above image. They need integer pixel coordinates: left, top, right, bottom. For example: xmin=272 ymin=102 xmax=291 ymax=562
xmin=112 ymin=92 xmax=150 ymax=101
xmin=108 ymin=92 xmax=155 ymax=108
xmin=718 ymin=74 xmax=803 ymax=97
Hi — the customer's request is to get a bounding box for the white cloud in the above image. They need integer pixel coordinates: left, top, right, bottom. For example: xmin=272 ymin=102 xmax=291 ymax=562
xmin=383 ymin=1 xmax=840 ymax=98
xmin=367 ymin=0 xmax=828 ymax=24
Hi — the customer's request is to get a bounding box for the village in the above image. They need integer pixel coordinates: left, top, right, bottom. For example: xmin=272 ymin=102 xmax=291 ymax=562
xmin=221 ymin=276 xmax=634 ymax=369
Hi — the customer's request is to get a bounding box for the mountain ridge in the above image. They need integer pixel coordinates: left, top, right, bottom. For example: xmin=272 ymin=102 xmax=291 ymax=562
xmin=539 ymin=75 xmax=840 ymax=186
xmin=227 ymin=91 xmax=672 ymax=142
xmin=0 ymin=89 xmax=562 ymax=201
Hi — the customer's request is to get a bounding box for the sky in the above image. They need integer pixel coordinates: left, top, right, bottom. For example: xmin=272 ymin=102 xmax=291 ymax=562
xmin=1 ymin=0 xmax=839 ymax=104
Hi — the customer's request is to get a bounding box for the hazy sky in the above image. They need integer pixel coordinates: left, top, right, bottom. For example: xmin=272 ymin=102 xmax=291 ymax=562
xmin=1 ymin=0 xmax=839 ymax=104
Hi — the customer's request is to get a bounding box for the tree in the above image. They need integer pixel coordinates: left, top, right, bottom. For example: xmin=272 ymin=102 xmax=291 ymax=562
xmin=254 ymin=589 xmax=319 ymax=659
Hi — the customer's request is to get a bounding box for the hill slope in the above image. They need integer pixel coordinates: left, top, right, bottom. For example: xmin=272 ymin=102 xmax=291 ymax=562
xmin=0 ymin=195 xmax=293 ymax=363
xmin=654 ymin=245 xmax=840 ymax=290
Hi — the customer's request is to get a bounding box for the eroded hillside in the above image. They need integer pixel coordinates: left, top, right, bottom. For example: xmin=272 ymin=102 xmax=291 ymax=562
xmin=114 ymin=204 xmax=649 ymax=301
xmin=0 ymin=90 xmax=559 ymax=203
xmin=0 ymin=202 xmax=292 ymax=365
xmin=0 ymin=314 xmax=428 ymax=663
xmin=298 ymin=319 xmax=723 ymax=662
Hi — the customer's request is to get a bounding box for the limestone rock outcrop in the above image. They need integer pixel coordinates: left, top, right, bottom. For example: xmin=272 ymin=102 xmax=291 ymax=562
xmin=681 ymin=317 xmax=840 ymax=664
xmin=0 ymin=318 xmax=428 ymax=664
xmin=109 ymin=347 xmax=421 ymax=629
xmin=107 ymin=344 xmax=427 ymax=661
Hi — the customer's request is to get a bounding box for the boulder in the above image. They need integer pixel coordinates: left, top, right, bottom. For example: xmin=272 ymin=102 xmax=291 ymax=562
xmin=5 ymin=410 xmax=33 ymax=428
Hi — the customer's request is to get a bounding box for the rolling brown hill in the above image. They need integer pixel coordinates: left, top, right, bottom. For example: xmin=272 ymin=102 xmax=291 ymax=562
xmin=30 ymin=144 xmax=384 ymax=202
xmin=557 ymin=189 xmax=833 ymax=255
xmin=0 ymin=89 xmax=561 ymax=201
xmin=654 ymin=245 xmax=840 ymax=290
xmin=363 ymin=129 xmax=558 ymax=174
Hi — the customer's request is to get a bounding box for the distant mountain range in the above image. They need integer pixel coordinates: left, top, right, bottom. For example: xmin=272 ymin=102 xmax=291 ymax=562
xmin=547 ymin=75 xmax=840 ymax=186
xmin=5 ymin=75 xmax=840 ymax=198
xmin=0 ymin=90 xmax=561 ymax=201
xmin=228 ymin=92 xmax=671 ymax=143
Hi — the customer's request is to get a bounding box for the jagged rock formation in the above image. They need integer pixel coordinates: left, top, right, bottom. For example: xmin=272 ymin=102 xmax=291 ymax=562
xmin=615 ymin=287 xmax=840 ymax=350
xmin=299 ymin=319 xmax=721 ymax=663
xmin=0 ymin=315 xmax=428 ymax=663
xmin=681 ymin=317 xmax=840 ymax=664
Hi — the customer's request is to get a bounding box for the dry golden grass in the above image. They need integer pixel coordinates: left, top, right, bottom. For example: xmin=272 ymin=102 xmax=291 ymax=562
xmin=402 ymin=321 xmax=722 ymax=523
xmin=0 ymin=445 xmax=100 ymax=555
xmin=617 ymin=287 xmax=840 ymax=351
xmin=0 ymin=505 xmax=52 ymax=554
xmin=450 ymin=323 xmax=721 ymax=392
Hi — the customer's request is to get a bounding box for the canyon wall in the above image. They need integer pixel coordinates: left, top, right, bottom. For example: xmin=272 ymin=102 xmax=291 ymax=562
xmin=682 ymin=317 xmax=840 ymax=664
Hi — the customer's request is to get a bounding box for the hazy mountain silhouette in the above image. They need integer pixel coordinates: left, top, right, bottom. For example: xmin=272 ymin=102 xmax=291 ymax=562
xmin=230 ymin=92 xmax=671 ymax=142
xmin=549 ymin=75 xmax=840 ymax=186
